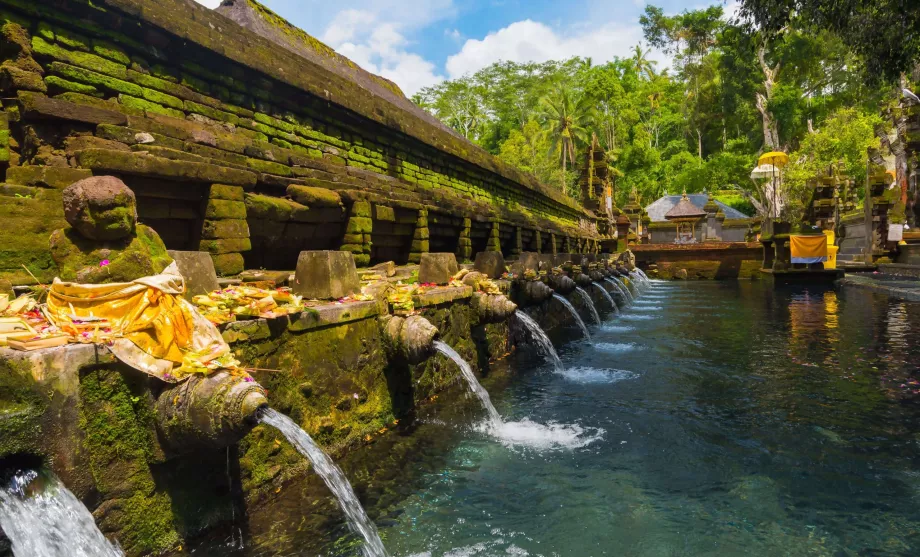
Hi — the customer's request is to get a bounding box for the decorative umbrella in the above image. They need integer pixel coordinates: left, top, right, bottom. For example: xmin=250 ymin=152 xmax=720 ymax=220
xmin=758 ymin=152 xmax=789 ymax=168
xmin=754 ymin=152 xmax=788 ymax=219
xmin=750 ymin=164 xmax=778 ymax=180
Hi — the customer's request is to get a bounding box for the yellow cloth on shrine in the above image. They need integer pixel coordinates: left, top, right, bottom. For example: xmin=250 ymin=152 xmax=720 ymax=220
xmin=45 ymin=262 xmax=229 ymax=382
xmin=789 ymin=235 xmax=828 ymax=259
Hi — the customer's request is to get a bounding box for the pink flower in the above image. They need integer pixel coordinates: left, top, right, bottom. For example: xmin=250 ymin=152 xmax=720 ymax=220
xmin=244 ymin=376 xmax=254 ymax=383
xmin=100 ymin=259 xmax=110 ymax=267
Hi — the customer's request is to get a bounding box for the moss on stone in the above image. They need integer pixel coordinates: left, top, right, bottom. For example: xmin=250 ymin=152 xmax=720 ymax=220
xmin=212 ymin=252 xmax=244 ymax=276
xmin=199 ymin=237 xmax=251 ymax=254
xmin=48 ymin=61 xmax=140 ymax=95
xmin=31 ymin=36 xmax=127 ymax=79
xmin=91 ymin=40 xmax=131 ymax=66
xmin=0 ymin=357 xmax=45 ymax=459
xmin=49 ymin=224 xmax=172 ymax=283
xmin=205 ymin=199 xmax=247 ymax=220
xmin=44 ymin=74 xmax=101 ymax=96
xmin=118 ymin=94 xmax=185 ymax=119
xmin=245 ymin=157 xmax=292 ymax=176
xmin=79 ymin=368 xmax=181 ymax=555
xmin=209 ymin=184 xmax=244 ymax=201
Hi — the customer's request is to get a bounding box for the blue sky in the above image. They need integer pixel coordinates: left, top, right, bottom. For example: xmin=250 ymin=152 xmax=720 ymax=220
xmin=193 ymin=0 xmax=726 ymax=95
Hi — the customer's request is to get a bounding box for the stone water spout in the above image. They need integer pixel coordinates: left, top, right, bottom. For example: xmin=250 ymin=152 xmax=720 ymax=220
xmin=573 ymin=272 xmax=594 ymax=288
xmin=155 ymin=371 xmax=268 ymax=452
xmin=544 ymin=273 xmax=577 ymax=295
xmin=380 ymin=314 xmax=440 ymax=364
xmin=513 ymin=278 xmax=554 ymax=306
xmin=472 ymin=292 xmax=518 ymax=324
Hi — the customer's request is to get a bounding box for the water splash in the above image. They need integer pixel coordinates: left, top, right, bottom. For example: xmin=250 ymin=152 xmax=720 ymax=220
xmin=591 ymin=282 xmax=619 ymax=315
xmin=434 ymin=341 xmax=504 ymax=431
xmin=600 ymin=324 xmax=635 ymax=333
xmin=552 ymin=294 xmax=590 ymax=340
xmin=594 ymin=342 xmax=637 ymax=353
xmin=607 ymin=277 xmax=633 ymax=304
xmin=0 ymin=469 xmax=124 ymax=557
xmin=483 ymin=419 xmax=605 ymax=451
xmin=514 ymin=311 xmax=563 ymax=372
xmin=259 ymin=408 xmax=389 ymax=557
xmin=574 ymin=287 xmax=601 ymax=325
xmin=560 ymin=367 xmax=638 ymax=384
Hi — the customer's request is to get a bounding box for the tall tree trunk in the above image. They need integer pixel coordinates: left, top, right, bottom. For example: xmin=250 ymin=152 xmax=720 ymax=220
xmin=697 ymin=129 xmax=703 ymax=159
xmin=756 ymin=44 xmax=781 ymax=151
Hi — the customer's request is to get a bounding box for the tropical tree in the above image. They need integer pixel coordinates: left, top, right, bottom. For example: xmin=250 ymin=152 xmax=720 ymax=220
xmin=538 ymin=86 xmax=595 ymax=193
xmin=631 ymin=44 xmax=658 ymax=80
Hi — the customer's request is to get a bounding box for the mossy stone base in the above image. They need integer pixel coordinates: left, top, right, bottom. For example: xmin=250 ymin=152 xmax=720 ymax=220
xmin=49 ymin=224 xmax=171 ymax=283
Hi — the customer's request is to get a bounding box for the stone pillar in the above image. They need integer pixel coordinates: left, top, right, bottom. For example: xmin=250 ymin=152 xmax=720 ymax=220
xmin=341 ymin=200 xmax=372 ymax=267
xmin=408 ymin=208 xmax=429 ymax=264
xmin=564 ymin=236 xmax=573 ymax=253
xmin=773 ymin=239 xmax=790 ymax=271
xmin=486 ymin=221 xmax=502 ymax=252
xmin=703 ymin=194 xmax=721 ymax=242
xmin=510 ymin=226 xmax=522 ymax=258
xmin=456 ymin=217 xmax=472 ymax=262
xmin=534 ymin=230 xmax=542 ymax=254
xmin=550 ymin=233 xmax=557 ymax=255
xmin=202 ymin=184 xmax=250 ymax=276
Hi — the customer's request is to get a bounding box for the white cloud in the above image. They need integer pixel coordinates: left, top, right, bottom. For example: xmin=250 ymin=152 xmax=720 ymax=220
xmin=446 ymin=19 xmax=662 ymax=79
xmin=326 ymin=13 xmax=444 ymax=95
xmin=192 ymin=0 xmax=221 ymax=8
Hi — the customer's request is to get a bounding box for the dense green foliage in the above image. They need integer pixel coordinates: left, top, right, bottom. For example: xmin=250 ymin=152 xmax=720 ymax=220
xmin=413 ymin=4 xmax=893 ymax=219
xmin=737 ymin=0 xmax=920 ymax=84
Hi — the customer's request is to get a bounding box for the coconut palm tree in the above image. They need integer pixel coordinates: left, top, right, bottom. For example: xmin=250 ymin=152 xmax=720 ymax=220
xmin=631 ymin=44 xmax=658 ymax=80
xmin=538 ymin=86 xmax=595 ymax=194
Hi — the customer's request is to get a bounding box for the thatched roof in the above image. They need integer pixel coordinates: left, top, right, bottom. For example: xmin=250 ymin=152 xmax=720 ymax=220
xmin=664 ymin=193 xmax=707 ymax=220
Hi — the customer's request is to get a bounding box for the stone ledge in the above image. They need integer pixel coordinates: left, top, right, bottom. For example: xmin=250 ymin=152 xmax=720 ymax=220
xmin=0 ymin=343 xmax=115 ymax=389
xmin=74 ymin=148 xmax=259 ymax=188
xmin=287 ymin=300 xmax=379 ymax=332
xmin=413 ymin=286 xmax=473 ymax=308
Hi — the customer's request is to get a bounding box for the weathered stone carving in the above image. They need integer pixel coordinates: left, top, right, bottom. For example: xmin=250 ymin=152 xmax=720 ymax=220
xmin=50 ymin=177 xmax=171 ymax=283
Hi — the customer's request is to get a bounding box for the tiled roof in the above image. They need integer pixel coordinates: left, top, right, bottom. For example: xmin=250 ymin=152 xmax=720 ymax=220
xmin=646 ymin=194 xmax=750 ymax=222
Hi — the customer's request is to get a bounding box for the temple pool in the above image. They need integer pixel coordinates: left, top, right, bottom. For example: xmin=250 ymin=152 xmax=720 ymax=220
xmin=191 ymin=281 xmax=920 ymax=556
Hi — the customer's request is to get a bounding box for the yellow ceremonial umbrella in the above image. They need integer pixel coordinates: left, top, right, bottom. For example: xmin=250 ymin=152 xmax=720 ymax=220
xmin=753 ymin=151 xmax=788 ymax=220
xmin=758 ymin=151 xmax=789 ymax=168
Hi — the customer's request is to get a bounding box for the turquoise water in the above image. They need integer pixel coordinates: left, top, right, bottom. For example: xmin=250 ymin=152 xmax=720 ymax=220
xmin=189 ymin=281 xmax=920 ymax=556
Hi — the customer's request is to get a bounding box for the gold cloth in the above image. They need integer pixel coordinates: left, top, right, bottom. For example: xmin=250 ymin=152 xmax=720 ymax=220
xmin=46 ymin=262 xmax=229 ymax=382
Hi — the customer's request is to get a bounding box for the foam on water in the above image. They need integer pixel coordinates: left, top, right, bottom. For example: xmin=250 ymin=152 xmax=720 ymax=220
xmin=600 ymin=324 xmax=635 ymax=333
xmin=560 ymin=366 xmax=638 ymax=384
xmin=481 ymin=419 xmax=605 ymax=451
xmin=619 ymin=314 xmax=655 ymax=321
xmin=630 ymin=305 xmax=663 ymax=311
xmin=594 ymin=342 xmax=637 ymax=353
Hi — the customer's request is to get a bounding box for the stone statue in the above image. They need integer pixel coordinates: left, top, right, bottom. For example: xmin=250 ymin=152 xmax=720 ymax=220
xmin=50 ymin=176 xmax=172 ymax=283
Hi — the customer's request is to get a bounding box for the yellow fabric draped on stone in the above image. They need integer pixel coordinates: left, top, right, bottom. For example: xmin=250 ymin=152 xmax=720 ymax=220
xmin=46 ymin=262 xmax=230 ymax=382
xmin=790 ymin=235 xmax=828 ymax=259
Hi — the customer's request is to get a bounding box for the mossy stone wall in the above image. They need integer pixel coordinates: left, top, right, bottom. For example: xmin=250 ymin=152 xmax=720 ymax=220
xmin=0 ymin=0 xmax=599 ymax=281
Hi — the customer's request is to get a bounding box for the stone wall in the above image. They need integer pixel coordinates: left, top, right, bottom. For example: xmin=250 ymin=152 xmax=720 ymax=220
xmin=633 ymin=243 xmax=763 ymax=280
xmin=0 ymin=278 xmax=622 ymax=556
xmin=648 ymin=219 xmax=751 ymax=244
xmin=0 ymin=0 xmax=600 ymax=283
